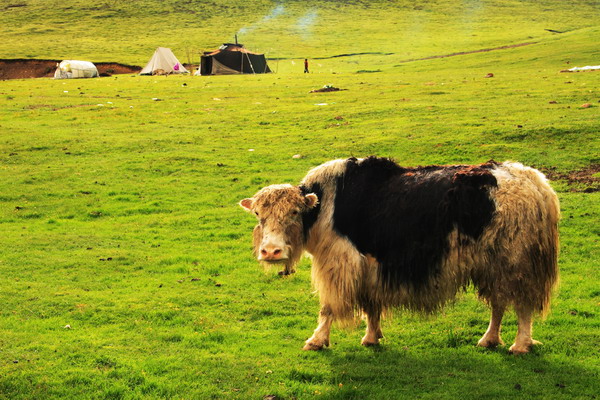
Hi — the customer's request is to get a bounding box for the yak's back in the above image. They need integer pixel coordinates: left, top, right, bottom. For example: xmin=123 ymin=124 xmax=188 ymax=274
xmin=311 ymin=157 xmax=500 ymax=288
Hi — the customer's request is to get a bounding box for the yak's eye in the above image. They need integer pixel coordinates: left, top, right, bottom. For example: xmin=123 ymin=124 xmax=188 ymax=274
xmin=254 ymin=211 xmax=259 ymax=216
xmin=292 ymin=210 xmax=299 ymax=216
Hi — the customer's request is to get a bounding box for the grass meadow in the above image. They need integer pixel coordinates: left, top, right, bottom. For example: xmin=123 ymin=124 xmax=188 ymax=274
xmin=1 ymin=1 xmax=599 ymax=399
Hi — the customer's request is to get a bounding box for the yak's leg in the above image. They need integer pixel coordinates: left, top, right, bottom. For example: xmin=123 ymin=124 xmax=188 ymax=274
xmin=361 ymin=307 xmax=383 ymax=346
xmin=509 ymin=304 xmax=541 ymax=354
xmin=303 ymin=305 xmax=333 ymax=351
xmin=477 ymin=302 xmax=506 ymax=348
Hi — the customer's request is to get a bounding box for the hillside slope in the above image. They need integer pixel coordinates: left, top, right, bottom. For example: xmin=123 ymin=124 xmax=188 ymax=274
xmin=1 ymin=0 xmax=599 ymax=65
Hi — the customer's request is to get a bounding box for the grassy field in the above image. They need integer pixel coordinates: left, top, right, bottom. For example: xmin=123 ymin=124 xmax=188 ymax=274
xmin=1 ymin=1 xmax=599 ymax=399
xmin=2 ymin=0 xmax=600 ymax=64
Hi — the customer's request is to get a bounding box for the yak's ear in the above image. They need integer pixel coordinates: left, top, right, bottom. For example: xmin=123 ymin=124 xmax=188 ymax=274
xmin=239 ymin=198 xmax=253 ymax=211
xmin=304 ymin=193 xmax=319 ymax=208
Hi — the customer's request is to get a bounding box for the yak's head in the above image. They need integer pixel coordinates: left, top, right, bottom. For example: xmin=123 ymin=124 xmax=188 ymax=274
xmin=239 ymin=184 xmax=319 ymax=275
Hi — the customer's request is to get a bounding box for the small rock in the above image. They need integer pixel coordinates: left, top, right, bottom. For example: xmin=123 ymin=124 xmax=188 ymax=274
xmin=581 ymin=103 xmax=592 ymax=108
xmin=514 ymin=383 xmax=522 ymax=390
xmin=64 ymin=324 xmax=71 ymax=329
xmin=485 ymin=73 xmax=494 ymax=78
xmin=549 ymin=100 xmax=557 ymax=104
xmin=292 ymin=154 xmax=303 ymax=159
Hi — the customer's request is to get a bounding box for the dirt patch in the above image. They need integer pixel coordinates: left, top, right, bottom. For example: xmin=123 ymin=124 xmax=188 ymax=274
xmin=395 ymin=42 xmax=537 ymax=64
xmin=539 ymin=164 xmax=600 ymax=193
xmin=310 ymin=85 xmax=346 ymax=93
xmin=0 ymin=59 xmax=141 ymax=80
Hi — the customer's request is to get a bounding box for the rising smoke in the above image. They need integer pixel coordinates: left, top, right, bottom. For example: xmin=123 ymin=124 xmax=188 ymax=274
xmin=296 ymin=8 xmax=318 ymax=40
xmin=237 ymin=4 xmax=286 ymax=36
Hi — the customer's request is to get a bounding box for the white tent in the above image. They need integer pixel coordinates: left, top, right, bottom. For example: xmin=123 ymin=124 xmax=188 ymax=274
xmin=54 ymin=60 xmax=98 ymax=79
xmin=140 ymin=47 xmax=188 ymax=75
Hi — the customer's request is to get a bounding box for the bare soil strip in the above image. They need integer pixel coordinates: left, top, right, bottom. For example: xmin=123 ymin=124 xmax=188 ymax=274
xmin=395 ymin=42 xmax=537 ymax=64
xmin=0 ymin=59 xmax=141 ymax=80
xmin=540 ymin=164 xmax=600 ymax=193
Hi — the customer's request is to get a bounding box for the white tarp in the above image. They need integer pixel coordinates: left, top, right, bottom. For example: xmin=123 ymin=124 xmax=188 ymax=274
xmin=54 ymin=60 xmax=99 ymax=79
xmin=567 ymin=65 xmax=600 ymax=72
xmin=140 ymin=47 xmax=188 ymax=75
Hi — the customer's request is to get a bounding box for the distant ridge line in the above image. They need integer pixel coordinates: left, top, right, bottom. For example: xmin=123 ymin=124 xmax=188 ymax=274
xmin=314 ymin=52 xmax=395 ymax=60
xmin=395 ymin=41 xmax=538 ymax=64
xmin=269 ymin=42 xmax=537 ymax=62
xmin=268 ymin=52 xmax=394 ymax=61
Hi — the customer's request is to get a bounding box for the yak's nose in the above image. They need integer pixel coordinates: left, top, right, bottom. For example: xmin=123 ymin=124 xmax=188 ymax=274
xmin=260 ymin=245 xmax=283 ymax=260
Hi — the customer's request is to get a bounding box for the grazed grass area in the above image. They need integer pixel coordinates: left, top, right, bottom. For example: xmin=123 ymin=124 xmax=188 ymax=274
xmin=1 ymin=1 xmax=599 ymax=399
xmin=1 ymin=0 xmax=599 ymax=64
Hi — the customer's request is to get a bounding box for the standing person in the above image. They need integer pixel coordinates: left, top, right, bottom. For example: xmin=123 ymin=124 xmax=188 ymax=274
xmin=304 ymin=58 xmax=309 ymax=73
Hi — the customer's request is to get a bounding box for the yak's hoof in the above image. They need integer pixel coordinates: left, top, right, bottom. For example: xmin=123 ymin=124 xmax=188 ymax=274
xmin=303 ymin=342 xmax=324 ymax=351
xmin=477 ymin=337 xmax=505 ymax=348
xmin=361 ymin=339 xmax=380 ymax=347
xmin=509 ymin=339 xmax=542 ymax=355
xmin=303 ymin=338 xmax=329 ymax=351
xmin=361 ymin=334 xmax=382 ymax=347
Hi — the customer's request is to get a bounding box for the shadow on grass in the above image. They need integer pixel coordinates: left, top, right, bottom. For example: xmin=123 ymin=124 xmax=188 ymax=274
xmin=297 ymin=344 xmax=599 ymax=399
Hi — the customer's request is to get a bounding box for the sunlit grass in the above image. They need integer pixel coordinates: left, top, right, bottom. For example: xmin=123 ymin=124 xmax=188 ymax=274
xmin=0 ymin=1 xmax=599 ymax=399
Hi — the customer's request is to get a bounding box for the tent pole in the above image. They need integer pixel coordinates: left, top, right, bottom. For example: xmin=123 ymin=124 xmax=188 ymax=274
xmin=246 ymin=53 xmax=256 ymax=74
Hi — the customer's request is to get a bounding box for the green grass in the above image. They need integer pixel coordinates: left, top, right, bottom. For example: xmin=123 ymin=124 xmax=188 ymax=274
xmin=1 ymin=1 xmax=599 ymax=399
xmin=1 ymin=0 xmax=599 ymax=64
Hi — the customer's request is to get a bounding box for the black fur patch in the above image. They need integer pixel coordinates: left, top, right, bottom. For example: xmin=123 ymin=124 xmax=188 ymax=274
xmin=332 ymin=157 xmax=498 ymax=288
xmin=300 ymin=183 xmax=323 ymax=243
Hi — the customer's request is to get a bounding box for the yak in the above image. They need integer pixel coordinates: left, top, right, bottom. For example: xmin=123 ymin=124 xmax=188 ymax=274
xmin=239 ymin=157 xmax=560 ymax=354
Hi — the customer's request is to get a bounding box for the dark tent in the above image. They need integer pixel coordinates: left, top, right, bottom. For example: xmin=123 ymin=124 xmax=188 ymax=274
xmin=200 ymin=43 xmax=271 ymax=75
